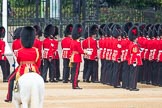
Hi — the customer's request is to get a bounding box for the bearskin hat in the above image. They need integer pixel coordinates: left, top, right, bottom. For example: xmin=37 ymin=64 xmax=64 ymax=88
xmin=13 ymin=27 xmax=22 ymax=40
xmin=89 ymin=24 xmax=98 ymax=36
xmin=53 ymin=26 xmax=59 ymax=37
xmin=0 ymin=26 xmax=5 ymax=38
xmin=33 ymin=25 xmax=42 ymax=37
xmin=158 ymin=27 xmax=162 ymax=36
xmin=44 ymin=24 xmax=55 ymax=38
xmin=103 ymin=24 xmax=111 ymax=37
xmin=139 ymin=23 xmax=146 ymax=36
xmin=148 ymin=28 xmax=154 ymax=39
xmin=112 ymin=26 xmax=121 ymax=38
xmin=64 ymin=24 xmax=73 ymax=36
xmin=72 ymin=23 xmax=83 ymax=40
xmin=143 ymin=28 xmax=148 ymax=37
xmin=20 ymin=26 xmax=35 ymax=48
xmin=108 ymin=22 xmax=114 ymax=29
xmin=128 ymin=26 xmax=139 ymax=41
xmin=83 ymin=26 xmax=89 ymax=39
xmin=124 ymin=22 xmax=133 ymax=34
xmin=99 ymin=24 xmax=105 ymax=36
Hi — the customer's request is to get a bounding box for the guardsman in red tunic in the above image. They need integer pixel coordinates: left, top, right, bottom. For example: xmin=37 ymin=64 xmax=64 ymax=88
xmin=128 ymin=25 xmax=142 ymax=91
xmin=33 ymin=25 xmax=43 ymax=73
xmin=120 ymin=30 xmax=130 ymax=89
xmin=84 ymin=24 xmax=98 ymax=83
xmin=157 ymin=27 xmax=162 ymax=86
xmin=5 ymin=26 xmax=41 ymax=102
xmin=70 ymin=23 xmax=84 ymax=89
xmin=102 ymin=24 xmax=112 ymax=84
xmin=82 ymin=27 xmax=89 ymax=82
xmin=98 ymin=24 xmax=106 ymax=83
xmin=111 ymin=24 xmax=122 ymax=88
xmin=137 ymin=23 xmax=146 ymax=83
xmin=61 ymin=24 xmax=73 ymax=83
xmin=4 ymin=27 xmax=22 ymax=103
xmin=149 ymin=27 xmax=160 ymax=85
xmin=52 ymin=26 xmax=61 ymax=81
xmin=42 ymin=24 xmax=55 ymax=82
xmin=0 ymin=26 xmax=10 ymax=83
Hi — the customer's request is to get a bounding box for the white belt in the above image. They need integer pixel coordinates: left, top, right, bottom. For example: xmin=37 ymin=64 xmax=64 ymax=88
xmin=107 ymin=49 xmax=110 ymax=51
xmin=44 ymin=48 xmax=49 ymax=51
xmin=99 ymin=48 xmax=103 ymax=50
xmin=159 ymin=50 xmax=162 ymax=53
xmin=63 ymin=48 xmax=70 ymax=50
xmin=87 ymin=48 xmax=93 ymax=51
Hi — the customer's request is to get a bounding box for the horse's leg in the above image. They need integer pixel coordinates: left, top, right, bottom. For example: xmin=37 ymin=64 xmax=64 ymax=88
xmin=14 ymin=101 xmax=21 ymax=108
xmin=22 ymin=102 xmax=28 ymax=108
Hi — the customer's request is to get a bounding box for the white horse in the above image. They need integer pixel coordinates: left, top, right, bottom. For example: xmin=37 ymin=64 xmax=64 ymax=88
xmin=13 ymin=72 xmax=45 ymax=108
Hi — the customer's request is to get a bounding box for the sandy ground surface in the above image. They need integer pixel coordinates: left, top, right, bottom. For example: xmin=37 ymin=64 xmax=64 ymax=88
xmin=0 ymin=76 xmax=162 ymax=108
xmin=0 ymin=44 xmax=162 ymax=108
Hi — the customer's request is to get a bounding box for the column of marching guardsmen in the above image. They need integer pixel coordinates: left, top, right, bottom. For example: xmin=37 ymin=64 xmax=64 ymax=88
xmin=1 ymin=22 xmax=162 ymax=90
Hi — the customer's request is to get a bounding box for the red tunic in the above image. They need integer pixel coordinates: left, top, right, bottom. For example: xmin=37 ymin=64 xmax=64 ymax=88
xmin=0 ymin=39 xmax=7 ymax=60
xmin=157 ymin=39 xmax=162 ymax=61
xmin=33 ymin=38 xmax=42 ymax=58
xmin=70 ymin=39 xmax=84 ymax=63
xmin=99 ymin=37 xmax=106 ymax=59
xmin=137 ymin=36 xmax=146 ymax=59
xmin=128 ymin=42 xmax=142 ymax=65
xmin=52 ymin=39 xmax=59 ymax=59
xmin=83 ymin=37 xmax=98 ymax=60
xmin=112 ymin=38 xmax=122 ymax=62
xmin=42 ymin=38 xmax=53 ymax=59
xmin=61 ymin=37 xmax=72 ymax=59
xmin=15 ymin=47 xmax=41 ymax=80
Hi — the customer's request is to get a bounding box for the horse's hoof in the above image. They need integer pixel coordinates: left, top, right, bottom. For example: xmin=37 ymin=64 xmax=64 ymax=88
xmin=4 ymin=99 xmax=12 ymax=103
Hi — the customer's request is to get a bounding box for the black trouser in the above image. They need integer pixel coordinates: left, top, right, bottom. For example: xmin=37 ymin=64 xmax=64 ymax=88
xmin=145 ymin=60 xmax=152 ymax=84
xmin=92 ymin=60 xmax=98 ymax=82
xmin=151 ymin=60 xmax=159 ymax=85
xmin=85 ymin=60 xmax=95 ymax=82
xmin=121 ymin=61 xmax=129 ymax=88
xmin=100 ymin=59 xmax=106 ymax=83
xmin=129 ymin=65 xmax=139 ymax=89
xmin=71 ymin=62 xmax=80 ymax=88
xmin=54 ymin=59 xmax=60 ymax=80
xmin=138 ymin=59 xmax=144 ymax=83
xmin=6 ymin=71 xmax=15 ymax=101
xmin=62 ymin=58 xmax=70 ymax=82
xmin=103 ymin=60 xmax=112 ymax=84
xmin=112 ymin=61 xmax=121 ymax=87
xmin=0 ymin=59 xmax=10 ymax=81
xmin=158 ymin=62 xmax=162 ymax=86
xmin=83 ymin=58 xmax=88 ymax=81
xmin=42 ymin=59 xmax=55 ymax=81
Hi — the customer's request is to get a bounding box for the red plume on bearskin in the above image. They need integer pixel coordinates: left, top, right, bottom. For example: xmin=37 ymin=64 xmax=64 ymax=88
xmin=128 ymin=26 xmax=139 ymax=41
xmin=64 ymin=24 xmax=73 ymax=36
xmin=72 ymin=23 xmax=83 ymax=40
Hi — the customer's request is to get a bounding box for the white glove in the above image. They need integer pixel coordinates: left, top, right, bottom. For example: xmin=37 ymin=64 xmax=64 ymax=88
xmin=133 ymin=63 xmax=137 ymax=67
xmin=87 ymin=50 xmax=92 ymax=55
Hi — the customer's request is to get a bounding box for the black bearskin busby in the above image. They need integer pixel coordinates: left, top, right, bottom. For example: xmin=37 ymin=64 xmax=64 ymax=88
xmin=103 ymin=24 xmax=111 ymax=37
xmin=0 ymin=26 xmax=5 ymax=38
xmin=124 ymin=22 xmax=133 ymax=34
xmin=158 ymin=27 xmax=162 ymax=36
xmin=20 ymin=26 xmax=35 ymax=48
xmin=13 ymin=27 xmax=22 ymax=40
xmin=112 ymin=24 xmax=122 ymax=38
xmin=44 ymin=24 xmax=55 ymax=38
xmin=53 ymin=26 xmax=59 ymax=37
xmin=99 ymin=24 xmax=105 ymax=36
xmin=89 ymin=24 xmax=98 ymax=36
xmin=72 ymin=23 xmax=83 ymax=40
xmin=33 ymin=25 xmax=42 ymax=37
xmin=64 ymin=24 xmax=73 ymax=36
xmin=139 ymin=23 xmax=146 ymax=36
xmin=83 ymin=26 xmax=89 ymax=39
xmin=128 ymin=26 xmax=139 ymax=41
